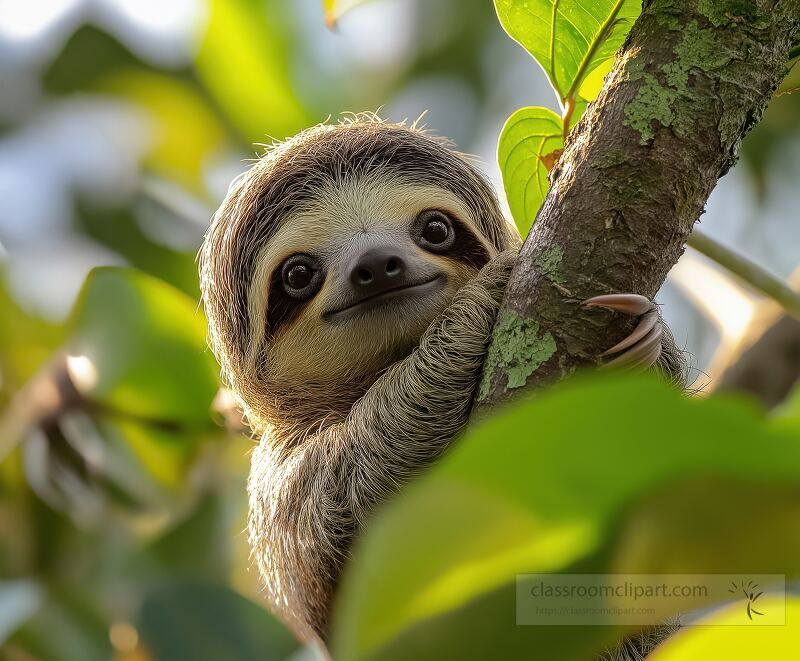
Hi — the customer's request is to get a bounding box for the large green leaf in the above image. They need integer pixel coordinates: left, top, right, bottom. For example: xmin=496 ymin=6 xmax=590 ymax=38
xmin=653 ymin=596 xmax=800 ymax=658
xmin=66 ymin=268 xmax=219 ymax=427
xmin=494 ymin=0 xmax=640 ymax=104
xmin=497 ymin=106 xmax=564 ymax=235
xmin=331 ymin=375 xmax=800 ymax=660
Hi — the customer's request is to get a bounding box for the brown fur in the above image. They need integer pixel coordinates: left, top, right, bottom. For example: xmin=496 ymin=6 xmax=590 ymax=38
xmin=199 ymin=116 xmax=685 ymax=656
xmin=199 ymin=117 xmax=519 ymax=642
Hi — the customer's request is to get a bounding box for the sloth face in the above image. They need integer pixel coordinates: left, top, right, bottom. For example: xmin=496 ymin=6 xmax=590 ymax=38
xmin=199 ymin=119 xmax=518 ymax=426
xmin=251 ymin=178 xmax=494 ymax=382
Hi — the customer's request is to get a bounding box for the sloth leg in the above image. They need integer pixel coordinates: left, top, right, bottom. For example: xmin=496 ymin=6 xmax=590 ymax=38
xmin=583 ymin=294 xmax=687 ymax=388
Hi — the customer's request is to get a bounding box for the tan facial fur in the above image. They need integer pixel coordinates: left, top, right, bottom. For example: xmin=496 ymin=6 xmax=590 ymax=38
xmin=248 ymin=175 xmax=493 ymax=385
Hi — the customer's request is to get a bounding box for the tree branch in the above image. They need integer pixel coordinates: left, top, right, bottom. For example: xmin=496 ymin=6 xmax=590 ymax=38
xmin=478 ymin=0 xmax=800 ymax=406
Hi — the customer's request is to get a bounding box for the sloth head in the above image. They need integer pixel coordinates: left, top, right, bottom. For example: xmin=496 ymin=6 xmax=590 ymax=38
xmin=199 ymin=116 xmax=518 ymax=432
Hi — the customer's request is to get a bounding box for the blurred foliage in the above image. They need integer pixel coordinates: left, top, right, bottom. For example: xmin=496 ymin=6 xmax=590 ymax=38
xmin=653 ymin=595 xmax=800 ymax=659
xmin=67 ymin=268 xmax=217 ymax=426
xmin=96 ymin=71 xmax=228 ymax=193
xmin=138 ymin=581 xmax=299 ymax=661
xmin=331 ymin=376 xmax=800 ymax=659
xmin=323 ymin=1 xmax=374 ymax=28
xmin=197 ymin=0 xmax=310 ymax=144
xmin=1 ymin=0 xmax=799 ymax=659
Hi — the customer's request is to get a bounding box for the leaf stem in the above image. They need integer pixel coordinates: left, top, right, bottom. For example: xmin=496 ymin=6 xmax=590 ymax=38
xmin=562 ymin=96 xmax=575 ymax=140
xmin=687 ymin=229 xmax=800 ymax=321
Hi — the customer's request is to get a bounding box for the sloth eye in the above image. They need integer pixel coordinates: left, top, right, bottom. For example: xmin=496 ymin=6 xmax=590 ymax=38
xmin=287 ymin=264 xmax=312 ymax=289
xmin=280 ymin=254 xmax=322 ymax=299
xmin=415 ymin=210 xmax=456 ymax=252
xmin=423 ymin=218 xmax=449 ymax=244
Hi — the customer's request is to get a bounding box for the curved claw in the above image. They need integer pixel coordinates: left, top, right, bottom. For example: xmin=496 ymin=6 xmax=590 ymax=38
xmin=599 ymin=309 xmax=659 ymax=357
xmin=600 ymin=323 xmax=663 ymax=370
xmin=583 ymin=293 xmax=654 ymax=316
xmin=584 ymin=293 xmax=663 ymax=371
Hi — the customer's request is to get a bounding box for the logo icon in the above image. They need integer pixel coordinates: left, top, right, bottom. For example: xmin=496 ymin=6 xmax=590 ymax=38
xmin=728 ymin=580 xmax=765 ymax=620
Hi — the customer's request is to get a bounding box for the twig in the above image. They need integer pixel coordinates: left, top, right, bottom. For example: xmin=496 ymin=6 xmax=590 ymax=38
xmin=687 ymin=229 xmax=800 ymax=322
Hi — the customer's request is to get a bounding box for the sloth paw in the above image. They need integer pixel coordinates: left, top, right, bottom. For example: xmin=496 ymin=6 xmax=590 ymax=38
xmin=583 ymin=294 xmax=663 ymax=371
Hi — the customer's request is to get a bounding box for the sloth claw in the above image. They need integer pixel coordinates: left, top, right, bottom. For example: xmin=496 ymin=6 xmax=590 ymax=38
xmin=583 ymin=294 xmax=663 ymax=371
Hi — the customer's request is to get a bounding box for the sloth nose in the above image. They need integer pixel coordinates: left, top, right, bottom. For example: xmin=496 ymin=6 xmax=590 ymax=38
xmin=349 ymin=246 xmax=407 ymax=290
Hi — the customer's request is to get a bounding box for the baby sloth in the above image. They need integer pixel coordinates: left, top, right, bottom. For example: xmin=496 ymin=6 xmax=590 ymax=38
xmin=198 ymin=118 xmax=680 ymax=645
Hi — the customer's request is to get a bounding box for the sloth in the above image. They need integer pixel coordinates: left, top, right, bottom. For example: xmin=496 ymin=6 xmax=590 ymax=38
xmin=198 ymin=116 xmax=684 ymax=651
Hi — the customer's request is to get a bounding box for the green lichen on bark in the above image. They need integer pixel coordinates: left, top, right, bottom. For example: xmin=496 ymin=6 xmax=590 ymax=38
xmin=623 ymin=19 xmax=734 ymax=144
xmin=477 ymin=309 xmax=556 ymax=400
xmin=697 ymin=0 xmax=769 ymax=28
xmin=534 ymin=246 xmax=565 ymax=284
xmin=623 ymin=70 xmax=675 ymax=142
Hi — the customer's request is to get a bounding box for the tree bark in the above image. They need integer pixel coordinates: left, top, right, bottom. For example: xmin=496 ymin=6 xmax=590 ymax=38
xmin=478 ymin=0 xmax=800 ymax=406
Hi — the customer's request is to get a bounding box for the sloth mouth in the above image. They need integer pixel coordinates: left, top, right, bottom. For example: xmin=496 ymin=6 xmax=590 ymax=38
xmin=324 ymin=275 xmax=444 ymax=322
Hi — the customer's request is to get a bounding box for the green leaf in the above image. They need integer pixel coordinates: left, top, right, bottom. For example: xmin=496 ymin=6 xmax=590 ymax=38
xmin=494 ymin=0 xmax=640 ymax=104
xmin=66 ymin=268 xmax=219 ymax=427
xmin=196 ymin=0 xmax=309 ymax=143
xmin=77 ymin=203 xmax=200 ymax=299
xmin=578 ymin=58 xmax=614 ymax=101
xmin=654 ymin=596 xmax=800 ymax=658
xmin=497 ymin=107 xmax=564 ymax=235
xmin=138 ymin=580 xmax=299 ymax=661
xmin=331 ymin=375 xmax=800 ymax=660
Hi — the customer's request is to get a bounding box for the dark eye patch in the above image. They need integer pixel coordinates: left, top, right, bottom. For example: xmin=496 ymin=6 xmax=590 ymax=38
xmin=266 ymin=268 xmax=313 ymax=340
xmin=443 ymin=214 xmax=491 ymax=270
xmin=266 ymin=253 xmax=324 ymax=339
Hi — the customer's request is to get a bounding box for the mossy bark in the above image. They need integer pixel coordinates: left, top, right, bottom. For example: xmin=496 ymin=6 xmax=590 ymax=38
xmin=479 ymin=0 xmax=800 ymax=406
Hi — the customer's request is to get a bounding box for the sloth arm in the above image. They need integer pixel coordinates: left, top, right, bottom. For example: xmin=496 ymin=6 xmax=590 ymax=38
xmin=321 ymin=249 xmax=517 ymax=523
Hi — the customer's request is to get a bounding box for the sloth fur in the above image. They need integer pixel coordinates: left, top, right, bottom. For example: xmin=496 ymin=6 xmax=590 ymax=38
xmin=199 ymin=115 xmax=683 ymax=656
